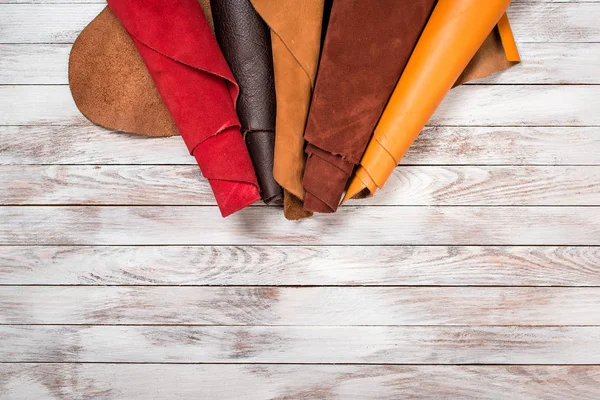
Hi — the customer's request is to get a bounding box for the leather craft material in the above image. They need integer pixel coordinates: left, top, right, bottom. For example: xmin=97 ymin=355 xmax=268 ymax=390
xmin=343 ymin=0 xmax=519 ymax=202
xmin=301 ymin=0 xmax=437 ymax=214
xmin=250 ymin=0 xmax=325 ymax=220
xmin=210 ymin=0 xmax=283 ymax=205
xmin=107 ymin=0 xmax=260 ymax=217
xmin=69 ymin=2 xmax=214 ymax=137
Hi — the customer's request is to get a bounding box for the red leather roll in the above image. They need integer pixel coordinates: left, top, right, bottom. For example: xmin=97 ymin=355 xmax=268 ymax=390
xmin=107 ymin=0 xmax=260 ymax=217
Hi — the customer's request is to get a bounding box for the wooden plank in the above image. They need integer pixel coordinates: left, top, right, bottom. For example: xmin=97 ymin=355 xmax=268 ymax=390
xmin=0 ymin=126 xmax=190 ymax=165
xmin=0 ymin=86 xmax=87 ymax=126
xmin=2 ymin=287 xmax=600 ymax=325
xmin=431 ymin=85 xmax=600 ymax=127
xmin=1 ymin=365 xmax=599 ymax=400
xmin=2 ymin=85 xmax=599 ymax=126
xmin=0 ymin=44 xmax=70 ymax=84
xmin=2 ymin=126 xmax=599 ymax=166
xmin=3 ymin=43 xmax=599 ymax=85
xmin=471 ymin=43 xmax=600 ymax=85
xmin=360 ymin=166 xmax=600 ymax=206
xmin=2 ymin=165 xmax=598 ymax=206
xmin=0 ymin=4 xmax=105 ymax=43
xmin=1 ymin=325 xmax=599 ymax=364
xmin=2 ymin=245 xmax=599 ymax=287
xmin=1 ymin=206 xmax=598 ymax=246
xmin=507 ymin=3 xmax=600 ymax=43
xmin=1 ymin=4 xmax=599 ymax=43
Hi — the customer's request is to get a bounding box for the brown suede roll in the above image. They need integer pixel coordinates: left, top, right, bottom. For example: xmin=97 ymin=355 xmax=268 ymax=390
xmin=302 ymin=0 xmax=437 ymax=213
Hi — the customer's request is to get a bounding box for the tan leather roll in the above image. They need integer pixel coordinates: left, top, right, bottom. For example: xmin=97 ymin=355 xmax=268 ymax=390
xmin=69 ymin=2 xmax=214 ymax=137
xmin=343 ymin=2 xmax=519 ymax=202
xmin=250 ymin=0 xmax=324 ymax=220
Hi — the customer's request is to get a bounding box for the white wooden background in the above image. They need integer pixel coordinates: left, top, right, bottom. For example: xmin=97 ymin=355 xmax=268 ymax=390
xmin=1 ymin=0 xmax=600 ymax=398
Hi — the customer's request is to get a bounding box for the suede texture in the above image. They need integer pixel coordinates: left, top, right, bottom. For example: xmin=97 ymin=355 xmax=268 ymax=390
xmin=250 ymin=0 xmax=325 ymax=219
xmin=107 ymin=0 xmax=259 ymax=217
xmin=69 ymin=2 xmax=214 ymax=137
xmin=210 ymin=0 xmax=282 ymax=205
xmin=344 ymin=0 xmax=517 ymax=202
xmin=69 ymin=7 xmax=177 ymax=137
xmin=302 ymin=0 xmax=437 ymax=213
xmin=456 ymin=15 xmax=520 ymax=86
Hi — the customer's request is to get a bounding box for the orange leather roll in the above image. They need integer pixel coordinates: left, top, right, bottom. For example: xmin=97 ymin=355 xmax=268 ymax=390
xmin=344 ymin=0 xmax=516 ymax=202
xmin=250 ymin=0 xmax=324 ymax=220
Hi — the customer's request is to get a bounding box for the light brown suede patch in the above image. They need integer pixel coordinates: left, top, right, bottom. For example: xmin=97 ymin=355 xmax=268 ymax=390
xmin=455 ymin=25 xmax=519 ymax=86
xmin=69 ymin=7 xmax=178 ymax=137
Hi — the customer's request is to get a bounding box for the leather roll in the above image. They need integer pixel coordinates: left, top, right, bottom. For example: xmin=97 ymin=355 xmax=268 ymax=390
xmin=211 ymin=0 xmax=282 ymax=205
xmin=301 ymin=0 xmax=437 ymax=213
xmin=107 ymin=0 xmax=260 ymax=217
xmin=343 ymin=0 xmax=519 ymax=202
xmin=250 ymin=0 xmax=325 ymax=220
xmin=69 ymin=2 xmax=214 ymax=137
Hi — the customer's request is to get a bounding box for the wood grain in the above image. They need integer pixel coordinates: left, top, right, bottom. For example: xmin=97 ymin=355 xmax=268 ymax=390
xmin=2 ymin=286 xmax=600 ymax=325
xmin=2 ymin=245 xmax=599 ymax=286
xmin=1 ymin=1 xmax=599 ymax=397
xmin=3 ymin=126 xmax=600 ymax=166
xmin=3 ymin=165 xmax=598 ymax=206
xmin=2 ymin=325 xmax=600 ymax=364
xmin=1 ymin=206 xmax=598 ymax=245
xmin=1 ymin=364 xmax=599 ymax=400
xmin=1 ymin=3 xmax=599 ymax=43
xmin=3 ymin=43 xmax=599 ymax=85
xmin=3 ymin=85 xmax=599 ymax=126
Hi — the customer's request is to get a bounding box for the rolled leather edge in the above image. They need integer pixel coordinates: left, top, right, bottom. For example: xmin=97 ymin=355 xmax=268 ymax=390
xmin=343 ymin=3 xmax=518 ymax=203
xmin=303 ymin=144 xmax=354 ymax=213
xmin=210 ymin=0 xmax=282 ymax=204
xmin=245 ymin=130 xmax=283 ymax=205
xmin=195 ymin=127 xmax=262 ymax=217
xmin=108 ymin=0 xmax=260 ymax=217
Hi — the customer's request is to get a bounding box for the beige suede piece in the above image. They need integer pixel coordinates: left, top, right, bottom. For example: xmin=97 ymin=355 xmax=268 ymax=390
xmin=69 ymin=2 xmax=215 ymax=137
xmin=455 ymin=25 xmax=520 ymax=86
xmin=250 ymin=0 xmax=324 ymax=220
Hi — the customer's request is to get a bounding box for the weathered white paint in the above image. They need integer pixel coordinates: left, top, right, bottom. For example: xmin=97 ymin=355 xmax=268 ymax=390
xmin=1 ymin=245 xmax=599 ymax=286
xmin=2 ymin=286 xmax=600 ymax=325
xmin=2 ymin=325 xmax=600 ymax=364
xmin=1 ymin=364 xmax=599 ymax=400
xmin=2 ymin=165 xmax=598 ymax=205
xmin=1 ymin=1 xmax=599 ymax=398
xmin=1 ymin=206 xmax=598 ymax=245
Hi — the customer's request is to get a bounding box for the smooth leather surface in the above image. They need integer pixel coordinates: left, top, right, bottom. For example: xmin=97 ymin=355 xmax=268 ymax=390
xmin=344 ymin=0 xmax=515 ymax=202
xmin=69 ymin=2 xmax=214 ymax=137
xmin=302 ymin=0 xmax=437 ymax=213
xmin=211 ymin=0 xmax=282 ymax=204
xmin=108 ymin=0 xmax=260 ymax=217
xmin=250 ymin=0 xmax=324 ymax=219
xmin=245 ymin=130 xmax=281 ymax=204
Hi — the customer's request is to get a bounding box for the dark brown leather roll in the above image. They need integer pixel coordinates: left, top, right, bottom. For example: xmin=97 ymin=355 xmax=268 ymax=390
xmin=302 ymin=0 xmax=437 ymax=213
xmin=210 ymin=0 xmax=282 ymax=205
